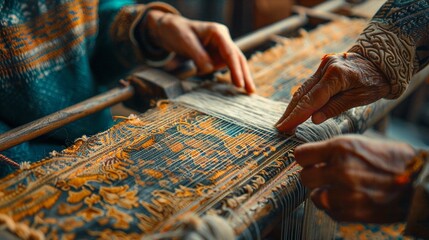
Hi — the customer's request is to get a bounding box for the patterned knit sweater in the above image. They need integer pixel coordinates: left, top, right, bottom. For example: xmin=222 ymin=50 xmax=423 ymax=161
xmin=0 ymin=0 xmax=173 ymax=177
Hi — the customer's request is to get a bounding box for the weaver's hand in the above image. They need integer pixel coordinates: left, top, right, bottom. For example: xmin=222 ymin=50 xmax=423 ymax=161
xmin=276 ymin=52 xmax=389 ymax=133
xmin=147 ymin=10 xmax=255 ymax=93
xmin=295 ymin=135 xmax=417 ymax=223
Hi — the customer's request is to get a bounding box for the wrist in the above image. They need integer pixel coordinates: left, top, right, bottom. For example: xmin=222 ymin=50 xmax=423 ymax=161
xmin=348 ymin=22 xmax=417 ymax=99
xmin=145 ymin=10 xmax=166 ymax=48
xmin=129 ymin=2 xmax=180 ymax=67
xmin=349 ymin=49 xmax=391 ymax=96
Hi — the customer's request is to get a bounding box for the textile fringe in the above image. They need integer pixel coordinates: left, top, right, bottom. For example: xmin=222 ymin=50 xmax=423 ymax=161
xmin=302 ymin=200 xmax=337 ymax=239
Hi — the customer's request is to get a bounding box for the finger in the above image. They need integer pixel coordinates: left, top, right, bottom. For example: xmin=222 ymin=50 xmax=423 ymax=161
xmin=325 ymin=191 xmax=402 ymax=223
xmin=196 ymin=23 xmax=246 ymax=89
xmin=300 ymin=166 xmax=333 ymax=189
xmin=311 ymin=91 xmax=379 ymax=124
xmin=311 ymin=188 xmax=372 ymax=216
xmin=276 ymin=81 xmax=331 ymax=133
xmin=277 ymin=74 xmax=345 ymax=133
xmin=238 ymin=51 xmax=256 ymax=93
xmin=180 ymin=29 xmax=214 ymax=75
xmin=310 ymin=187 xmax=331 ymax=211
xmin=340 ymin=167 xmax=396 ymax=192
xmin=323 ymin=190 xmax=375 ymax=223
xmin=275 ymin=56 xmax=333 ymax=128
xmin=333 ymin=208 xmax=400 ymax=223
xmin=325 ymin=188 xmax=371 ymax=211
xmin=275 ymin=75 xmax=320 ymax=128
xmin=216 ymin=37 xmax=245 ymax=89
xmin=294 ymin=140 xmax=332 ymax=167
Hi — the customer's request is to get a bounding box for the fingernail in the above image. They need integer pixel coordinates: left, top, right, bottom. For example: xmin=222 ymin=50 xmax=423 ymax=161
xmin=275 ymin=124 xmax=296 ymax=135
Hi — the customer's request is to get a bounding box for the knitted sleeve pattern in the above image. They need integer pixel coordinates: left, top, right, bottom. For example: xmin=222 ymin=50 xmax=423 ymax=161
xmin=91 ymin=1 xmax=179 ymax=83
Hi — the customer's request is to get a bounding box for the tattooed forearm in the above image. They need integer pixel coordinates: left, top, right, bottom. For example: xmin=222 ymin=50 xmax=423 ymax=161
xmin=349 ymin=0 xmax=429 ymax=99
xmin=349 ymin=23 xmax=418 ymax=99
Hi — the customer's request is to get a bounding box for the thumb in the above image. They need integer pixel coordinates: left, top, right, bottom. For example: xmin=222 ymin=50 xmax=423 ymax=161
xmin=311 ymin=92 xmax=367 ymax=124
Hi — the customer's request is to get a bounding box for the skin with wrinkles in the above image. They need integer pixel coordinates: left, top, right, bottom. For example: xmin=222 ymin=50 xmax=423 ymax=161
xmin=146 ymin=10 xmax=255 ymax=93
xmin=295 ymin=135 xmax=416 ymax=223
xmin=276 ymin=52 xmax=389 ymax=133
xmin=273 ymin=0 xmax=429 ymax=227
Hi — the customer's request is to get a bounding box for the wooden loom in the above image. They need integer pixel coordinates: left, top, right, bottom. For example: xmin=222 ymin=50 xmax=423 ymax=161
xmin=1 ymin=1 xmax=428 ymax=239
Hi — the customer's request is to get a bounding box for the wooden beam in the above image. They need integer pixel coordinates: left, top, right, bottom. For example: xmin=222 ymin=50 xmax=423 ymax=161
xmin=0 ymin=85 xmax=134 ymax=152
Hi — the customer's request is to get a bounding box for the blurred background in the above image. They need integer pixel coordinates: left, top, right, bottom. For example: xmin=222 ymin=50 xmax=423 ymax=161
xmin=134 ymin=0 xmax=429 ymax=148
xmin=138 ymin=0 xmax=327 ymax=37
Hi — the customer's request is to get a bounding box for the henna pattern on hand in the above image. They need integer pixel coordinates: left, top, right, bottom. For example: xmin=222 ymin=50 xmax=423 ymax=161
xmin=349 ymin=0 xmax=429 ymax=99
xmin=349 ymin=22 xmax=417 ymax=99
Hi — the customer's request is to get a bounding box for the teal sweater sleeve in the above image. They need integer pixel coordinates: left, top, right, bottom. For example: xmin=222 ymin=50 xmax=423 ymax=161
xmin=90 ymin=1 xmax=178 ymax=86
xmin=90 ymin=0 xmax=137 ymax=85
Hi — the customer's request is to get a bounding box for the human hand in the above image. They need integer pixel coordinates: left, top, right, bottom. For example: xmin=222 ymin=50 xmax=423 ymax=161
xmin=276 ymin=52 xmax=389 ymax=133
xmin=295 ymin=135 xmax=417 ymax=223
xmin=146 ymin=10 xmax=255 ymax=93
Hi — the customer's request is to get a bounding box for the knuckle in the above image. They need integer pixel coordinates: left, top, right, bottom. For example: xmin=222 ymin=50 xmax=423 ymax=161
xmin=164 ymin=15 xmax=180 ymax=28
xmin=329 ymin=137 xmax=353 ymax=153
xmin=341 ymin=168 xmax=356 ymax=184
xmin=223 ymin=47 xmax=234 ymax=58
xmin=324 ymin=101 xmax=347 ymax=117
xmin=207 ymin=22 xmax=229 ymax=34
xmin=327 ymin=62 xmax=342 ymax=73
xmin=292 ymin=87 xmax=304 ymax=99
xmin=299 ymin=94 xmax=312 ymax=108
xmin=214 ymin=23 xmax=229 ymax=32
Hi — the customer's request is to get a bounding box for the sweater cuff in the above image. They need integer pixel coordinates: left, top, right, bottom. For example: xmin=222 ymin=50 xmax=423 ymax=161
xmin=348 ymin=22 xmax=418 ymax=99
xmin=129 ymin=2 xmax=180 ymax=67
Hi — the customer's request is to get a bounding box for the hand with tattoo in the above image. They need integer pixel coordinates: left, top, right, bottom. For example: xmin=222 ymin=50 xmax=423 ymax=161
xmin=276 ymin=52 xmax=390 ymax=133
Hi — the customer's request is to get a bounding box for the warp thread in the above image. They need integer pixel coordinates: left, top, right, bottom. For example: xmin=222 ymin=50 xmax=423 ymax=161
xmin=295 ymin=118 xmax=342 ymax=142
xmin=175 ymin=89 xmax=343 ymax=142
xmin=302 ymin=199 xmax=337 ymax=239
xmin=175 ymin=89 xmax=286 ymax=134
xmin=0 ymin=214 xmax=45 ymax=240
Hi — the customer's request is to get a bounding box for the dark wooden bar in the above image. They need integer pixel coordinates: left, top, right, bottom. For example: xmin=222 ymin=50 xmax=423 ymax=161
xmin=0 ymin=85 xmax=134 ymax=151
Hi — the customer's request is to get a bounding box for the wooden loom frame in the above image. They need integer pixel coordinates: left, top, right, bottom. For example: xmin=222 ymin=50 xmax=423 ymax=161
xmin=1 ymin=0 xmax=429 ymax=238
xmin=1 ymin=0 xmax=368 ymax=152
